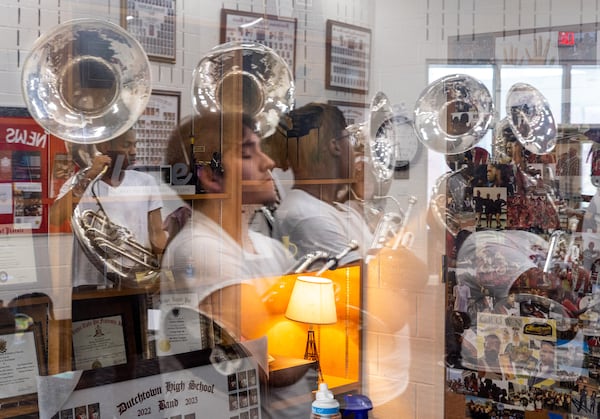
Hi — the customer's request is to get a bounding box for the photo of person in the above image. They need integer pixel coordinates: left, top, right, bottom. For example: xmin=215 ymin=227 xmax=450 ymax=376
xmin=237 ymin=370 xmax=248 ymax=389
xmin=228 ymin=373 xmax=238 ymax=391
xmin=473 ymin=187 xmax=507 ymax=230
xmin=229 ymin=394 xmax=239 ymax=411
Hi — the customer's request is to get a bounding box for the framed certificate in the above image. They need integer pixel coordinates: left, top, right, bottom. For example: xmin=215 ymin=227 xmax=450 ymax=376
xmin=72 ymin=293 xmax=145 ymax=371
xmin=325 ymin=20 xmax=371 ymax=94
xmin=72 ymin=315 xmax=128 ymax=370
xmin=0 ymin=325 xmax=46 ymax=416
xmin=121 ymin=0 xmax=176 ymax=63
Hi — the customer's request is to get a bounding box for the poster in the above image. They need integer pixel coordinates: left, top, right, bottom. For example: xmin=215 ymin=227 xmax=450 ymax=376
xmin=13 ymin=182 xmax=42 ymax=229
xmin=39 ymin=345 xmax=263 ymax=419
xmin=0 ymin=114 xmax=68 ymax=234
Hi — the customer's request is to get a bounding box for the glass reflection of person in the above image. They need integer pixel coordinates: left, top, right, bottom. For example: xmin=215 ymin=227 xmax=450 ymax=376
xmin=161 ymin=112 xmax=296 ymax=336
xmin=270 ymin=103 xmax=373 ymax=265
xmin=49 ymin=129 xmax=167 ymax=289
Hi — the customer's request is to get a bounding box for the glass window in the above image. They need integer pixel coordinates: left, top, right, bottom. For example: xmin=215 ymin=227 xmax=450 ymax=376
xmin=499 ymin=65 xmax=564 ymax=123
xmin=571 ymin=65 xmax=600 ymax=123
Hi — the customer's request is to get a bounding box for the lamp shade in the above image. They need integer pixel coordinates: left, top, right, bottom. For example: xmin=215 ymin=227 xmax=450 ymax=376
xmin=285 ymin=276 xmax=337 ymax=325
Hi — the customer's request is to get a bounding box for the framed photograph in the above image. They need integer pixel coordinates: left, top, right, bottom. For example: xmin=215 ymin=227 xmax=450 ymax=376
xmin=121 ymin=0 xmax=176 ymax=63
xmin=328 ymin=100 xmax=368 ymax=126
xmin=220 ymin=8 xmax=297 ymax=75
xmin=133 ymin=90 xmax=180 ymax=166
xmin=326 ymin=20 xmax=371 ymax=94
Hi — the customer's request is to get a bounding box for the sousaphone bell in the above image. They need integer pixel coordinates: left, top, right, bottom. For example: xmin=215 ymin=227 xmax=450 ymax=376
xmin=22 ymin=19 xmax=152 ymax=144
xmin=347 ymin=91 xmax=398 ymax=185
xmin=505 ymin=82 xmax=557 ymax=155
xmin=413 ymin=74 xmax=494 ymax=155
xmin=22 ymin=19 xmax=159 ymax=288
xmin=191 ymin=41 xmax=295 ymax=138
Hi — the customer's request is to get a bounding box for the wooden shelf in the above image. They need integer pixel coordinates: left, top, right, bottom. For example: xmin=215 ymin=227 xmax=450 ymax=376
xmin=323 ymin=374 xmax=360 ymax=395
xmin=180 ymin=193 xmax=228 ymax=200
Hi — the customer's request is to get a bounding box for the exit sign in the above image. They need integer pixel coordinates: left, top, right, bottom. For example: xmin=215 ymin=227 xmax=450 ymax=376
xmin=558 ymin=31 xmax=576 ymax=46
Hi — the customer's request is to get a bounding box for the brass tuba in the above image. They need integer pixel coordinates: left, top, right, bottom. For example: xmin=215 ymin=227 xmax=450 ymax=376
xmin=22 ymin=19 xmax=159 ymax=288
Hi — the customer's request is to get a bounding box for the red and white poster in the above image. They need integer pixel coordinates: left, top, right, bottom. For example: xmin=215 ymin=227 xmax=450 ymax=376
xmin=0 ymin=115 xmax=69 ymax=234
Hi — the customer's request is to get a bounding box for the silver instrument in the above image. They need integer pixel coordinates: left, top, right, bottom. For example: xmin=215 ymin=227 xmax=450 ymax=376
xmin=347 ymin=92 xmax=398 ymax=184
xmin=316 ymin=240 xmax=360 ymax=276
xmin=191 ymin=41 xmax=295 ymax=138
xmin=492 ymin=83 xmax=556 ymax=162
xmin=290 ymin=251 xmax=331 ymax=274
xmin=368 ymin=195 xmax=417 ymax=251
xmin=72 ymin=167 xmax=161 ymax=287
xmin=491 ymin=118 xmax=517 ymax=164
xmin=391 ymin=196 xmax=417 ymax=250
xmin=506 ymin=82 xmax=557 ymax=155
xmin=413 ymin=74 xmax=494 ymax=155
xmin=21 ymin=19 xmax=152 ymax=144
xmin=288 ymin=240 xmax=359 ymax=275
xmin=21 ymin=19 xmax=158 ymax=288
xmin=370 ymin=211 xmax=404 ymax=250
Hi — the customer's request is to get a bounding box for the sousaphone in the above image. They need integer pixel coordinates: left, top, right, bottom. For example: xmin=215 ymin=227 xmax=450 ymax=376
xmin=191 ymin=41 xmax=295 ymax=138
xmin=505 ymin=82 xmax=557 ymax=155
xmin=347 ymin=91 xmax=398 ymax=185
xmin=413 ymin=74 xmax=494 ymax=155
xmin=22 ymin=19 xmax=158 ymax=288
xmin=491 ymin=83 xmax=557 ymax=168
xmin=22 ymin=19 xmax=152 ymax=144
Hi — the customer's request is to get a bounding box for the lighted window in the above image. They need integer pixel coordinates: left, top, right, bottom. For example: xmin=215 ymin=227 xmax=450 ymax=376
xmin=499 ymin=65 xmax=563 ymax=124
xmin=571 ymin=65 xmax=600 ymax=124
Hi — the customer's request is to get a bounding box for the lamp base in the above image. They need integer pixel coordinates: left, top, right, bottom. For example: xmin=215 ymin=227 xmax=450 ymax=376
xmin=304 ymin=329 xmax=318 ymax=361
xmin=304 ymin=327 xmax=324 ymax=382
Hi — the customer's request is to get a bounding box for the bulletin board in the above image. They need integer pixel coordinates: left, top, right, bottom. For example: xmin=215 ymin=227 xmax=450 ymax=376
xmin=0 ymin=109 xmax=69 ymax=234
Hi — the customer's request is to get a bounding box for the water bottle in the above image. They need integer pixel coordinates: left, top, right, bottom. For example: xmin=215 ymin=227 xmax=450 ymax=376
xmin=310 ymin=382 xmax=342 ymax=419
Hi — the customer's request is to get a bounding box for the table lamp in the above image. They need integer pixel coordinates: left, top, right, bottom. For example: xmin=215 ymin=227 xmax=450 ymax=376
xmin=285 ymin=275 xmax=337 ymax=382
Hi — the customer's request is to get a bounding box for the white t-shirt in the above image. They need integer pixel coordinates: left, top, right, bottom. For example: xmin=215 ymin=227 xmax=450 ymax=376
xmin=59 ymin=170 xmax=164 ymax=287
xmin=272 ymin=189 xmax=373 ymax=266
xmin=160 ymin=212 xmax=296 ymax=303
